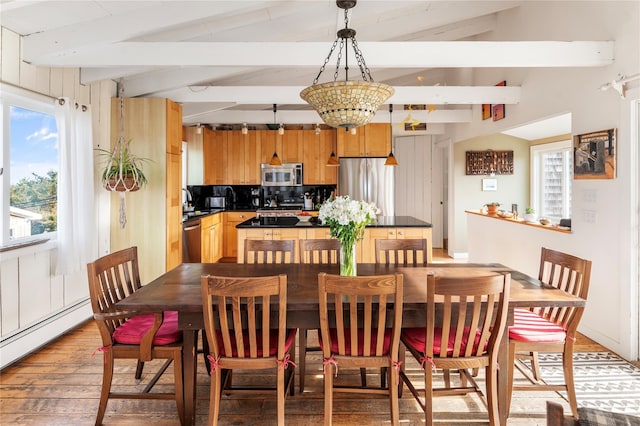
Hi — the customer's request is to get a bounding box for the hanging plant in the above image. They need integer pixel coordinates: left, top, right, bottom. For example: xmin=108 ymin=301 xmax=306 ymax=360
xmin=97 ymin=138 xmax=149 ymax=192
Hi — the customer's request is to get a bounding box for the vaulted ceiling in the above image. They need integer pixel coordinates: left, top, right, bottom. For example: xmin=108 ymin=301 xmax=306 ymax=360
xmin=0 ymin=1 xmax=610 ymax=135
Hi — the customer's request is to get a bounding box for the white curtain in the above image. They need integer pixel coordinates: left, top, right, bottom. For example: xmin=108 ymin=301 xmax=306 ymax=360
xmin=55 ymin=99 xmax=96 ymax=275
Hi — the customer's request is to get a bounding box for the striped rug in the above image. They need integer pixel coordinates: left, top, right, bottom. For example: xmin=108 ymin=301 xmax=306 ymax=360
xmin=538 ymin=351 xmax=640 ymax=417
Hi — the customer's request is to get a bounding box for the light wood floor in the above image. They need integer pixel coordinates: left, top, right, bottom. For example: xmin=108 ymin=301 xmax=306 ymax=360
xmin=0 ymin=249 xmax=607 ymax=425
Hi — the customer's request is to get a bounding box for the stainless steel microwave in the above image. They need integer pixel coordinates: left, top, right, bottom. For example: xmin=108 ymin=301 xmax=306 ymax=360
xmin=261 ymin=163 xmax=303 ymax=186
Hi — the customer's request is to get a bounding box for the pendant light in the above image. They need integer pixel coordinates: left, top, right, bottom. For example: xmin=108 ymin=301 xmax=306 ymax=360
xmin=269 ymin=104 xmax=282 ymax=166
xmin=299 ymin=0 xmax=393 ymax=130
xmin=241 ymin=122 xmax=248 ymax=135
xmin=384 ymin=104 xmax=398 ymax=166
xmin=326 ymin=131 xmax=339 ymax=166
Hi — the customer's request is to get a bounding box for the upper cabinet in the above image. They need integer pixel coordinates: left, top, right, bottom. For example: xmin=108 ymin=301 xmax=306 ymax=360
xmin=280 ymin=130 xmax=304 ymax=163
xmin=227 ymin=130 xmax=261 ymax=184
xmin=337 ymin=123 xmax=390 ymax=157
xmin=302 ymin=129 xmax=338 ymax=185
xmin=203 ymin=128 xmax=228 ymax=185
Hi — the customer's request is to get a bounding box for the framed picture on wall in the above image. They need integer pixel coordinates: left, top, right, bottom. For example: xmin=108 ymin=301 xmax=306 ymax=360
xmin=492 ymin=80 xmax=506 ymax=121
xmin=573 ymin=128 xmax=617 ymax=179
xmin=482 ymin=103 xmax=491 ymax=120
xmin=482 ymin=178 xmax=498 ymax=191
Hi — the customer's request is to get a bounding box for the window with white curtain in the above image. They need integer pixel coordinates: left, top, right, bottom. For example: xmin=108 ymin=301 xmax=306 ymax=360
xmin=1 ymin=87 xmax=58 ymax=246
xmin=530 ymin=140 xmax=572 ymax=222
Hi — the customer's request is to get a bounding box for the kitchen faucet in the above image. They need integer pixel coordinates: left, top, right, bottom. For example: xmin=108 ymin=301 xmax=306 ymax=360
xmin=224 ymin=186 xmax=236 ymax=205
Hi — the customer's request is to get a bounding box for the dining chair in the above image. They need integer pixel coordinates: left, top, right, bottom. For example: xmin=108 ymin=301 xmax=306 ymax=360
xmin=399 ymin=272 xmax=511 ymax=426
xmin=200 ymin=274 xmax=297 ymax=426
xmin=375 ymin=238 xmax=428 ymax=266
xmin=507 ymin=247 xmax=592 ymax=418
xmin=86 ymin=246 xmax=184 ymax=426
xmin=298 ymin=238 xmax=341 ymax=393
xmin=317 ymin=272 xmax=404 ymax=426
xmin=244 ymin=239 xmax=296 ymax=264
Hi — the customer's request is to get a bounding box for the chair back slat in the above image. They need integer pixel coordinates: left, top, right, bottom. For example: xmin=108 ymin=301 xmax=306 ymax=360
xmin=537 ymin=247 xmax=592 ymax=331
xmin=300 ymin=238 xmax=340 ymax=264
xmin=318 ymin=273 xmax=403 ymax=358
xmin=201 ymin=275 xmax=287 ymax=360
xmin=244 ymin=239 xmax=295 ymax=264
xmin=375 ymin=238 xmax=428 ymax=266
xmin=425 ymin=273 xmax=510 ymax=360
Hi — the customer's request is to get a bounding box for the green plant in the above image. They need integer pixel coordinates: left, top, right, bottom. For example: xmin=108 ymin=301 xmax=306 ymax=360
xmin=525 ymin=207 xmax=535 ymax=214
xmin=96 ymin=139 xmax=150 ymax=191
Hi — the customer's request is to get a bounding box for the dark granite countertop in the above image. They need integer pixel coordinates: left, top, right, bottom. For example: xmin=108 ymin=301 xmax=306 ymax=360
xmin=237 ymin=215 xmax=431 ymax=229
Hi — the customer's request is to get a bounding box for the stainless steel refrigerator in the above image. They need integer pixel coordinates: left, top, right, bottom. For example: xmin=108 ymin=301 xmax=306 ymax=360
xmin=338 ymin=158 xmax=395 ymax=216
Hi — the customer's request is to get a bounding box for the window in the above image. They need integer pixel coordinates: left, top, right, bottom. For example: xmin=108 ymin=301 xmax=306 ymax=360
xmin=530 ymin=140 xmax=572 ymax=222
xmin=1 ymin=87 xmax=58 ymax=246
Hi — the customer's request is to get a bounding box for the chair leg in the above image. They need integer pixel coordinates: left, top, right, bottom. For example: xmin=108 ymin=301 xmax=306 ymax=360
xmin=398 ymin=344 xmax=406 ymax=398
xmin=530 ymin=351 xmax=542 ymax=381
xmin=135 ymin=360 xmax=145 ymax=379
xmin=209 ymin=366 xmax=223 ymax=426
xmin=389 ymin=363 xmax=399 ymax=425
xmin=95 ymin=350 xmax=114 ymax=426
xmin=299 ymin=329 xmax=307 ymax=393
xmin=277 ymin=362 xmax=286 ymax=425
xmin=506 ymin=341 xmax=517 ymax=416
xmin=563 ymin=343 xmax=579 ymax=418
xmin=201 ymin=330 xmax=212 ymax=375
xmin=425 ymin=364 xmax=434 ymax=426
xmin=324 ymin=360 xmax=335 ymax=426
xmin=485 ymin=364 xmax=500 ymax=426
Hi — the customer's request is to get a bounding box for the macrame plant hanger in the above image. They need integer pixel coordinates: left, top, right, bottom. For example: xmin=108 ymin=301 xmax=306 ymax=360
xmin=104 ymin=80 xmax=141 ymax=229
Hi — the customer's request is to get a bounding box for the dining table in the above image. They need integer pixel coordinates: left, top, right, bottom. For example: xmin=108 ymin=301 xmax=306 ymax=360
xmin=117 ymin=262 xmax=586 ymax=426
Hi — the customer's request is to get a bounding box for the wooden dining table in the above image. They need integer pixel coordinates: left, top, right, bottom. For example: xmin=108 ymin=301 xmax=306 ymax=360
xmin=117 ymin=262 xmax=586 ymax=426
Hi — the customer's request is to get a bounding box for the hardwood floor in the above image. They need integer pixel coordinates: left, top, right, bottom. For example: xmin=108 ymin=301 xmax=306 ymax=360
xmin=0 ymin=250 xmax=607 ymax=425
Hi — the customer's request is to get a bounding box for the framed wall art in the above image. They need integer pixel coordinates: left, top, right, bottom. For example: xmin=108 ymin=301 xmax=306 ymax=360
xmin=573 ymin=128 xmax=617 ymax=179
xmin=492 ymin=80 xmax=506 ymax=121
xmin=482 ymin=103 xmax=491 ymax=120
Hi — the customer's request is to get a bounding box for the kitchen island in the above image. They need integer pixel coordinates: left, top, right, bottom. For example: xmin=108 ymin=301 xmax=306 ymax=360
xmin=236 ymin=215 xmax=433 ymax=263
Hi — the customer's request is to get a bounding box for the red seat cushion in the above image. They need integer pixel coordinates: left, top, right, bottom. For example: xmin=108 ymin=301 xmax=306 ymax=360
xmin=508 ymin=308 xmax=567 ymax=343
xmin=214 ymin=329 xmax=297 ymax=357
xmin=112 ymin=311 xmax=182 ymax=345
xmin=319 ymin=328 xmax=393 ymax=356
xmin=401 ymin=326 xmax=485 ymax=357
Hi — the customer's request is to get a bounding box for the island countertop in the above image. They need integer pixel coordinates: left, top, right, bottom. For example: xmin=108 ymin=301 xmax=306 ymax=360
xmin=237 ymin=215 xmax=432 ymax=229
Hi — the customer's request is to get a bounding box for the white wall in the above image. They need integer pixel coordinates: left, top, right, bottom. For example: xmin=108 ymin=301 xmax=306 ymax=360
xmin=0 ymin=27 xmax=115 ymax=368
xmin=449 ymin=1 xmax=640 ymax=359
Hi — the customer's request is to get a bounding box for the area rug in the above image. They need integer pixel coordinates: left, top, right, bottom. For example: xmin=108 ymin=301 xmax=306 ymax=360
xmin=537 ymin=351 xmax=640 ymax=418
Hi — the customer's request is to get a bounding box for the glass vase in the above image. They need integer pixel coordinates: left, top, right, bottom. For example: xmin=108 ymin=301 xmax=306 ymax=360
xmin=340 ymin=242 xmax=357 ymax=276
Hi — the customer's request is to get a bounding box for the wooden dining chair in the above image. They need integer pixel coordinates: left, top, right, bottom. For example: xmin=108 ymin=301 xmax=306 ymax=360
xmin=375 ymin=238 xmax=428 ymax=266
xmin=201 ymin=274 xmax=297 ymax=426
xmin=244 ymin=239 xmax=296 ymax=264
xmin=399 ymin=272 xmax=511 ymax=426
xmin=318 ymin=272 xmax=404 ymax=426
xmin=507 ymin=247 xmax=592 ymax=418
xmin=86 ymin=247 xmax=184 ymax=426
xmin=297 ymin=239 xmax=341 ymax=393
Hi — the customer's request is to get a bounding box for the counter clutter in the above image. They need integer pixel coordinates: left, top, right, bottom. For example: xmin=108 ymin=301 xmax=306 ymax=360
xmin=466 ymin=209 xmax=571 ymax=233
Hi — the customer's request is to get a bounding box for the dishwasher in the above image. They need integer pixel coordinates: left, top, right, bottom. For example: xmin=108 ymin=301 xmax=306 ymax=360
xmin=182 ymin=219 xmax=201 ymax=263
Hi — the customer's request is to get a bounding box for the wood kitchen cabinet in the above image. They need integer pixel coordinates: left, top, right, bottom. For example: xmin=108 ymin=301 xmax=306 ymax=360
xmin=224 ymin=211 xmax=253 ymax=258
xmin=201 ymin=213 xmax=223 ymax=263
xmin=337 ymin=123 xmax=390 ymax=157
xmin=302 ymin=129 xmax=338 ymax=185
xmin=361 ymin=227 xmax=433 ymax=263
xmin=110 ymin=97 xmax=183 ymax=281
xmin=237 ymin=228 xmax=307 ymax=263
xmin=227 ymin=130 xmax=261 ymax=184
xmin=203 ymin=128 xmax=228 ymax=185
xmin=281 ymin=130 xmax=303 ymax=163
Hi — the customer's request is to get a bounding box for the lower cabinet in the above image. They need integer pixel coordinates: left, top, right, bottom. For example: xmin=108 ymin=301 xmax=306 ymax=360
xmin=236 ymin=226 xmax=432 ymax=264
xmin=224 ymin=212 xmax=253 ymax=258
xmin=201 ymin=213 xmax=223 ymax=263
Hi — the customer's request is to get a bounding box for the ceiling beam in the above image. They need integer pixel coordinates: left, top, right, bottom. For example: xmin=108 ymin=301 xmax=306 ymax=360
xmin=182 ymin=109 xmax=472 ymax=125
xmin=154 ymin=85 xmax=522 ymax=106
xmin=26 ymin=41 xmax=613 ymax=68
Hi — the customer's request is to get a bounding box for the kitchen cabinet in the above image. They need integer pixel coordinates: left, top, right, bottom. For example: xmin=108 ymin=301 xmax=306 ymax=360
xmin=109 ymin=97 xmax=183 ymax=281
xmin=224 ymin=212 xmax=253 ymax=258
xmin=281 ymin=130 xmax=303 ymax=163
xmin=237 ymin=228 xmax=307 ymax=263
xmin=258 ymin=130 xmax=280 ymax=164
xmin=227 ymin=130 xmax=261 ymax=184
xmin=361 ymin=227 xmax=433 ymax=263
xmin=203 ymin=128 xmax=228 ymax=185
xmin=201 ymin=213 xmax=223 ymax=263
xmin=302 ymin=130 xmax=338 ymax=185
xmin=337 ymin=123 xmax=390 ymax=158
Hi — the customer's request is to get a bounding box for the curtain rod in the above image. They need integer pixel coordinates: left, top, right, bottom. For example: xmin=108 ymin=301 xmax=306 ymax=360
xmin=56 ymin=98 xmax=87 ymax=111
xmin=1 ymin=81 xmax=87 ymax=110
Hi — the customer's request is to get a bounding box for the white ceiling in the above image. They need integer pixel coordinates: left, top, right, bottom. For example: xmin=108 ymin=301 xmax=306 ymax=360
xmin=0 ymin=0 xmax=604 ymax=137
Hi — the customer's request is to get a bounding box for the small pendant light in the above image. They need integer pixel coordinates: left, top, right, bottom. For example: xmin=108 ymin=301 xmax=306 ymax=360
xmin=385 ymin=104 xmax=398 ymax=166
xmin=326 ymin=125 xmax=339 ymax=166
xmin=269 ymin=104 xmax=283 ymax=166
